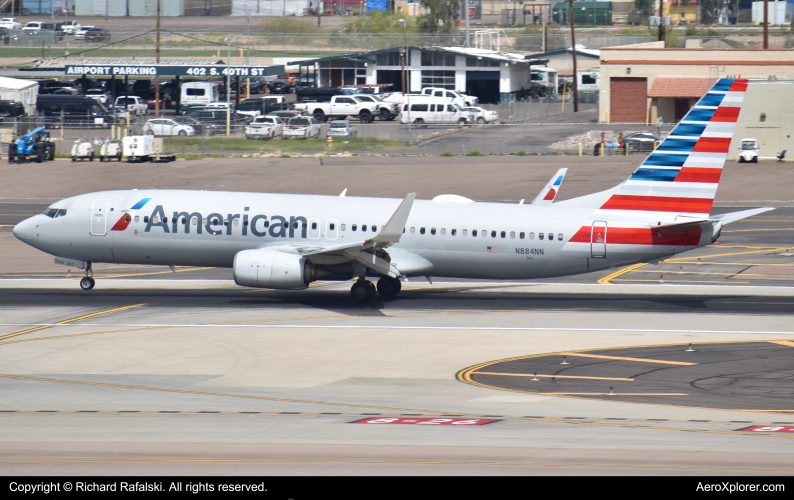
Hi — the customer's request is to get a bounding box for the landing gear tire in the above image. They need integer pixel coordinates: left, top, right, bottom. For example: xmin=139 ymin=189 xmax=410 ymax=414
xmin=376 ymin=276 xmax=401 ymax=298
xmin=80 ymin=277 xmax=95 ymax=290
xmin=350 ymin=280 xmax=376 ymax=302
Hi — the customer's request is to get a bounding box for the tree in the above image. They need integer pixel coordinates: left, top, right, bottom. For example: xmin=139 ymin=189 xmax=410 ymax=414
xmin=419 ymin=0 xmax=461 ymax=33
xmin=634 ymin=0 xmax=654 ymax=14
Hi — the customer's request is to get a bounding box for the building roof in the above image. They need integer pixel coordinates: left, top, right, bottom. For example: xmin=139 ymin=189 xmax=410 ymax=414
xmin=30 ymin=58 xmax=226 ymax=70
xmin=0 ymin=76 xmax=37 ymax=89
xmin=648 ymin=77 xmax=714 ymax=98
xmin=289 ymin=46 xmax=548 ymax=67
xmin=527 ymin=48 xmax=601 ymax=60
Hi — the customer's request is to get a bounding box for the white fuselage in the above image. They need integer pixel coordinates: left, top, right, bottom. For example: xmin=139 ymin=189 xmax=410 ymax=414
xmin=14 ymin=190 xmax=716 ymax=281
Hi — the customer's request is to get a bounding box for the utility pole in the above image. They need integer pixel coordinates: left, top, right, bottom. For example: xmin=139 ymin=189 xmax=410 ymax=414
xmin=464 ymin=0 xmax=470 ymax=47
xmin=247 ymin=14 xmax=250 ymax=100
xmin=763 ymin=0 xmax=769 ymax=49
xmin=226 ymin=37 xmax=231 ymax=136
xmin=317 ymin=1 xmax=321 ymax=26
xmin=155 ymin=0 xmax=161 ymax=117
xmin=568 ymin=0 xmax=578 ymax=112
xmin=659 ymin=0 xmax=666 ymax=42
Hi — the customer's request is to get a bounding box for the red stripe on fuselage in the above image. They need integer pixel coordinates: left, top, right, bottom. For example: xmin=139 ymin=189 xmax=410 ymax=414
xmin=674 ymin=167 xmax=723 ymax=183
xmin=601 ymin=195 xmax=713 ymax=214
xmin=710 ymin=107 xmax=740 ymax=122
xmin=111 ymin=214 xmax=132 ymax=231
xmin=569 ymin=226 xmax=702 ymax=246
xmin=692 ymin=136 xmax=731 ymax=153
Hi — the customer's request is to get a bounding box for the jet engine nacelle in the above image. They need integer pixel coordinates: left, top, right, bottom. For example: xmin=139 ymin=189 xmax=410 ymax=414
xmin=233 ymin=248 xmax=314 ymax=289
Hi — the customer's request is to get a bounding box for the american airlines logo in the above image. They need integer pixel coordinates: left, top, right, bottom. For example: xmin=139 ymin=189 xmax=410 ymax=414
xmin=142 ymin=204 xmax=309 ymax=238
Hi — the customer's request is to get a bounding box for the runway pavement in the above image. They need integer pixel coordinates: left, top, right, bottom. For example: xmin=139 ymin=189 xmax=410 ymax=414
xmin=2 ymin=156 xmax=794 ymax=475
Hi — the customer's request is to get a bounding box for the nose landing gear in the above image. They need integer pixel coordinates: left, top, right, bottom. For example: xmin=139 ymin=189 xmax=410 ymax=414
xmin=79 ymin=262 xmax=95 ymax=290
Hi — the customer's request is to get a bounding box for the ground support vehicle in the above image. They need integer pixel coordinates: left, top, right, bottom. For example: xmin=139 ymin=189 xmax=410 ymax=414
xmin=738 ymin=138 xmax=759 ymax=163
xmin=122 ymin=135 xmax=175 ymax=163
xmin=71 ymin=138 xmax=101 ymax=161
xmin=293 ymin=95 xmax=378 ymax=124
xmin=9 ymin=127 xmax=55 ymax=163
xmin=99 ymin=139 xmax=122 ymax=161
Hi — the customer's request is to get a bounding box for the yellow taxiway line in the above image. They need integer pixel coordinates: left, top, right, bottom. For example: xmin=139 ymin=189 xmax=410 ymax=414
xmin=597 ymin=262 xmax=646 ymax=284
xmin=557 ymin=352 xmax=696 ymax=365
xmin=770 ymin=340 xmax=794 ymax=347
xmin=0 ymin=304 xmax=145 ymax=341
xmin=473 ymin=372 xmax=634 ymax=381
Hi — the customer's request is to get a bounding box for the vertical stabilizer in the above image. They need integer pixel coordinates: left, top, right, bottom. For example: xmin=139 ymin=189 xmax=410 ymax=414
xmin=531 ymin=168 xmax=567 ymax=205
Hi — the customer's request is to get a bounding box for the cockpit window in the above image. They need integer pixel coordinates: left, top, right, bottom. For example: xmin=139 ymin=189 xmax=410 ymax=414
xmin=43 ymin=208 xmax=66 ymax=218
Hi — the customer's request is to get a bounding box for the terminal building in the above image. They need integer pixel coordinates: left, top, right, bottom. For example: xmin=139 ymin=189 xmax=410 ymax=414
xmin=290 ymin=46 xmax=549 ymax=104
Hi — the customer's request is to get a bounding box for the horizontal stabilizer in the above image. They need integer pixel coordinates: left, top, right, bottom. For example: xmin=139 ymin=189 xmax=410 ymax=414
xmin=531 ymin=168 xmax=567 ymax=205
xmin=710 ymin=207 xmax=775 ymax=225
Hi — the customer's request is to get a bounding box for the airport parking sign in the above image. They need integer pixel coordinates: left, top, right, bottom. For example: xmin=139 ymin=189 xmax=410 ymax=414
xmin=64 ymin=64 xmax=284 ymax=78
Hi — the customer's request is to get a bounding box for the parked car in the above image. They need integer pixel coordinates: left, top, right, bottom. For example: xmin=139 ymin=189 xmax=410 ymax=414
xmin=172 ymin=115 xmax=213 ymax=136
xmin=61 ymin=20 xmax=80 ymax=34
xmin=40 ymin=81 xmax=82 ymax=94
xmin=114 ymin=96 xmax=148 ymax=116
xmin=244 ymin=115 xmax=284 ymax=140
xmin=144 ymin=118 xmax=196 ymax=137
xmin=74 ymin=26 xmax=95 ymax=40
xmin=84 ymin=28 xmax=110 ymax=42
xmin=463 ymin=106 xmax=499 ymax=124
xmin=191 ymin=109 xmax=252 ymax=129
xmin=326 ymin=120 xmax=357 ymax=138
xmin=0 ymin=100 xmax=25 ymax=119
xmin=0 ymin=18 xmax=22 ymax=30
xmin=52 ymin=88 xmax=80 ymax=95
xmin=267 ymin=110 xmax=303 ymax=120
xmin=21 ymin=22 xmax=42 ymax=35
xmin=236 ymin=96 xmax=289 ymax=118
xmin=22 ymin=22 xmax=63 ymax=40
xmin=267 ymin=79 xmax=292 ymax=94
xmin=622 ymin=132 xmax=659 ymax=152
xmin=36 ymin=95 xmax=114 ymax=127
xmin=284 ymin=116 xmax=321 ymax=139
xmin=348 ymin=94 xmax=400 ymax=121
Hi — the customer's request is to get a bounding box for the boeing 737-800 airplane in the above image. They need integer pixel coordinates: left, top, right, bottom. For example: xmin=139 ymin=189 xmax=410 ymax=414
xmin=13 ymin=78 xmax=771 ymax=302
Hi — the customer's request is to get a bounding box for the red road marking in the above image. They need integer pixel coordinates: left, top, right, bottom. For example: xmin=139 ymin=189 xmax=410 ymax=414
xmin=352 ymin=417 xmax=500 ymax=425
xmin=739 ymin=425 xmax=794 ymax=433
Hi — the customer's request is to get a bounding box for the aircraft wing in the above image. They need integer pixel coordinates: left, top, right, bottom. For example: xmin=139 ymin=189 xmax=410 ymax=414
xmin=271 ymin=193 xmax=417 ymax=278
xmin=531 ymin=168 xmax=567 ymax=205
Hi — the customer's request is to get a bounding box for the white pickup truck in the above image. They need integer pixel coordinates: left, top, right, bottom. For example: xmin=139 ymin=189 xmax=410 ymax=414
xmin=292 ymin=95 xmax=380 ymax=123
xmin=115 ymin=96 xmax=148 ymax=117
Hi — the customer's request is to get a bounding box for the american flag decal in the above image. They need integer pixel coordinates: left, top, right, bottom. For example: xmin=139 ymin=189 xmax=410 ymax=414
xmin=486 ymin=246 xmax=498 ymax=253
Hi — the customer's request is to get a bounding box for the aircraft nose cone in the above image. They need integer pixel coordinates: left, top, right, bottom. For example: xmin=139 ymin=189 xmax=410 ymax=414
xmin=13 ymin=217 xmax=34 ymax=241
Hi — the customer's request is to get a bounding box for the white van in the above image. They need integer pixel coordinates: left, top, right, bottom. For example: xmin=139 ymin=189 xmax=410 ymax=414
xmin=419 ymin=88 xmax=479 ymax=107
xmin=180 ymin=82 xmax=219 ymax=109
xmin=399 ymin=101 xmax=474 ymax=127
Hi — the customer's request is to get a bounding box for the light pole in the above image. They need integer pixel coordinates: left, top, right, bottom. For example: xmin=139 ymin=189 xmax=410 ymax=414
xmin=246 ymin=14 xmax=250 ymax=100
xmin=155 ymin=0 xmax=161 ymax=117
xmin=398 ymin=19 xmax=411 ymax=138
xmin=568 ymin=0 xmax=578 ymax=112
xmin=226 ymin=37 xmax=231 ymax=136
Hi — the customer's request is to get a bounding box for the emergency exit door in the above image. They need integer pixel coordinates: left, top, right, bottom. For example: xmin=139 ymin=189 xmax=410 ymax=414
xmin=591 ymin=220 xmax=607 ymax=257
xmin=91 ymin=199 xmax=109 ymax=236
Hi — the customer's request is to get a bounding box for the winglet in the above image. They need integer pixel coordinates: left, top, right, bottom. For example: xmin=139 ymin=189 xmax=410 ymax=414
xmin=340 ymin=188 xmax=347 ymax=197
xmin=531 ymin=168 xmax=567 ymax=205
xmin=372 ymin=193 xmax=416 ymax=244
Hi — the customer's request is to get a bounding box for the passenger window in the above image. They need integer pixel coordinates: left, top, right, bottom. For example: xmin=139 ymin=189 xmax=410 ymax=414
xmin=233 ymin=219 xmax=239 ymax=227
xmin=181 ymin=217 xmax=186 ymax=224
xmin=529 ymin=232 xmax=534 ymax=240
xmin=482 ymin=230 xmax=487 ymax=237
xmin=519 ymin=232 xmax=525 ymax=239
xmin=500 ymin=231 xmax=506 ymax=238
xmin=293 ymin=221 xmax=298 ymax=229
xmin=243 ymin=220 xmax=248 ymax=226
xmin=539 ymin=233 xmax=544 ymax=240
xmin=134 ymin=215 xmax=139 ymax=223
xmin=420 ymin=227 xmax=425 ymax=234
xmin=410 ymin=227 xmax=415 ymax=234
xmin=264 ymin=220 xmax=270 ymax=228
xmin=283 ymin=222 xmax=288 ymax=228
xmin=510 ymin=231 xmax=515 ymax=239
xmin=330 ymin=223 xmax=335 ymax=230
xmin=372 ymin=225 xmax=377 ymax=232
xmin=431 ymin=228 xmax=436 ymax=235
xmin=558 ymin=233 xmax=563 ymax=241
xmin=451 ymin=229 xmax=456 ymax=236
xmin=472 ymin=230 xmax=477 ymax=237
xmin=303 ymin=222 xmax=307 ymax=229
xmin=352 ymin=224 xmax=357 ymax=231
xmin=491 ymin=231 xmax=496 ymax=238
xmin=441 ymin=228 xmax=446 ymax=235
xmin=151 ymin=216 xmax=158 ymax=224
xmin=192 ymin=217 xmax=197 ymax=225
xmin=362 ymin=224 xmax=367 ymax=232
xmin=462 ymin=229 xmax=467 ymax=236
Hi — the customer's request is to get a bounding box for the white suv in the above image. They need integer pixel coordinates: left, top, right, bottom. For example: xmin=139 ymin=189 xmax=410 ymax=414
xmin=62 ymin=21 xmax=81 ymax=34
xmin=0 ymin=18 xmax=22 ymax=30
xmin=21 ymin=22 xmax=42 ymax=35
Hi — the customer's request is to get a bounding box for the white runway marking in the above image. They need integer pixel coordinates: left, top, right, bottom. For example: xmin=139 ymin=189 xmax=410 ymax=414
xmin=1 ymin=323 xmax=794 ymax=336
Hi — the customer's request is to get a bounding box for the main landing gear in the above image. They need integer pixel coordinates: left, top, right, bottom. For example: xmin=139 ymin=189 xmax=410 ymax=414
xmin=350 ymin=276 xmax=402 ymax=302
xmin=79 ymin=262 xmax=95 ymax=290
